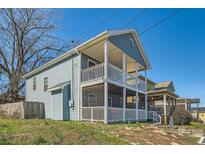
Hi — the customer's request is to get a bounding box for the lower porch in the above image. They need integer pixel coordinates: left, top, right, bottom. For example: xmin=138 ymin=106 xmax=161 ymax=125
xmin=147 ymin=89 xmax=178 ymax=124
xmin=80 ymin=83 xmax=147 ymax=123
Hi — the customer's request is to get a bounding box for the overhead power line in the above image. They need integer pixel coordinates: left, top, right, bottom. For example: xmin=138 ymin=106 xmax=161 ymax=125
xmin=121 ymin=8 xmax=147 ymax=29
xmin=78 ymin=9 xmax=119 ymax=42
xmin=139 ymin=8 xmax=184 ymax=36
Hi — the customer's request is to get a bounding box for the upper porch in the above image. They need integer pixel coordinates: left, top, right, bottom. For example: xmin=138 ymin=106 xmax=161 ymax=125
xmin=79 ymin=29 xmax=150 ymax=93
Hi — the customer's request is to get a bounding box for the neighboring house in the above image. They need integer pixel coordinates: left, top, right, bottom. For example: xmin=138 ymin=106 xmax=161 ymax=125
xmin=196 ymin=107 xmax=205 ymax=123
xmin=140 ymin=77 xmax=179 ymax=124
xmin=190 ymin=107 xmax=204 ymax=123
xmin=24 ymin=29 xmax=153 ymax=124
xmin=176 ymin=98 xmax=200 ymax=119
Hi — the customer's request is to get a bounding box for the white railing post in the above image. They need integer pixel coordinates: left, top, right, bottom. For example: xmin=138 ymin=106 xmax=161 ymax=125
xmin=145 ymin=70 xmax=148 ymax=121
xmin=135 ymin=62 xmax=138 ymax=121
xmin=91 ymin=107 xmax=93 ymax=123
xmin=163 ymin=94 xmax=167 ymax=124
xmin=122 ymin=53 xmax=126 ymax=122
xmin=104 ymin=40 xmax=108 ymax=124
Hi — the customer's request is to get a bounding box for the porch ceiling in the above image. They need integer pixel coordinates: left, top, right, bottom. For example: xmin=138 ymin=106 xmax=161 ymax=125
xmin=147 ymin=89 xmax=178 ymax=100
xmin=81 ymin=40 xmax=145 ymax=71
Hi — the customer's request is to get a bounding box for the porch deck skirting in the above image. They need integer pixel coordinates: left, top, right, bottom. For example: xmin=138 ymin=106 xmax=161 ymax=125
xmin=81 ymin=107 xmax=147 ymax=123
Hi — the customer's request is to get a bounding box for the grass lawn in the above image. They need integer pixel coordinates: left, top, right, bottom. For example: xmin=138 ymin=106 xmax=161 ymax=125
xmin=0 ymin=119 xmax=200 ymax=145
xmin=186 ymin=122 xmax=205 ymax=131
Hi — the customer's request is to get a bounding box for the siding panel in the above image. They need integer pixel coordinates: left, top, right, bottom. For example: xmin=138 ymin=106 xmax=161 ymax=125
xmin=108 ymin=33 xmax=146 ymax=68
xmin=26 ymin=54 xmax=80 ymax=120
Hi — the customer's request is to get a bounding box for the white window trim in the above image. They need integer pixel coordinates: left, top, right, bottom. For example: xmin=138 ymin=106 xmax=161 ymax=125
xmin=108 ymin=97 xmax=112 ymax=107
xmin=33 ymin=77 xmax=36 ymax=91
xmin=88 ymin=93 xmax=97 ymax=107
xmin=87 ymin=59 xmax=96 ymax=68
xmin=44 ymin=77 xmax=48 ymax=91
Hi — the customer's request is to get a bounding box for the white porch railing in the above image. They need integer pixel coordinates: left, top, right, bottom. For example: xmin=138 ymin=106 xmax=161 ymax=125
xmin=81 ymin=107 xmax=150 ymax=123
xmin=81 ymin=106 xmax=104 ymax=122
xmin=138 ymin=109 xmax=147 ymax=121
xmin=125 ymin=108 xmax=136 ymax=121
xmin=81 ymin=63 xmax=104 ymax=82
xmin=127 ymin=73 xmax=137 ymax=88
xmin=108 ymin=107 xmax=123 ymax=122
xmin=138 ymin=79 xmax=146 ymax=92
xmin=81 ymin=62 xmax=146 ymax=92
xmin=108 ymin=63 xmax=123 ymax=83
xmin=147 ymin=111 xmax=161 ymax=124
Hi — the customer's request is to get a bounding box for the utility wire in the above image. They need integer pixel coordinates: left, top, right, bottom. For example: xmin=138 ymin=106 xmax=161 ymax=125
xmin=120 ymin=8 xmax=147 ymax=29
xmin=78 ymin=9 xmax=119 ymax=43
xmin=87 ymin=9 xmax=147 ymax=56
xmin=88 ymin=9 xmax=184 ymax=64
xmin=139 ymin=8 xmax=184 ymax=36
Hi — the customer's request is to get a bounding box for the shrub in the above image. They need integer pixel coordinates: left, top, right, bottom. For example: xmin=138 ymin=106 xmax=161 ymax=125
xmin=172 ymin=106 xmax=192 ymax=125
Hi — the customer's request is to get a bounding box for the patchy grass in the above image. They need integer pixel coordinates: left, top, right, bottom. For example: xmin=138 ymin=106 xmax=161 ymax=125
xmin=0 ymin=119 xmax=129 ymax=145
xmin=187 ymin=122 xmax=205 ymax=131
xmin=0 ymin=119 xmax=200 ymax=145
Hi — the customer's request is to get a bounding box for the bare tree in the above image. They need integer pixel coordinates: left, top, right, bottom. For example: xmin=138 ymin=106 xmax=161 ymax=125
xmin=0 ymin=9 xmax=69 ymax=102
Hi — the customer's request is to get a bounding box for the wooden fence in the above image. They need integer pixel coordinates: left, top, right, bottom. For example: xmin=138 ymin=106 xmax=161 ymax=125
xmin=0 ymin=101 xmax=45 ymax=119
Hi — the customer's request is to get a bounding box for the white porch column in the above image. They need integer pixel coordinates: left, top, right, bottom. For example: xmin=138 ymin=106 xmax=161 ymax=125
xmin=163 ymin=94 xmax=167 ymax=124
xmin=123 ymin=88 xmax=126 ymax=122
xmin=122 ymin=53 xmax=126 ymax=122
xmin=78 ymin=53 xmax=82 ymax=121
xmin=104 ymin=40 xmax=109 ymax=124
xmin=145 ymin=70 xmax=148 ymax=121
xmin=135 ymin=62 xmax=139 ymax=121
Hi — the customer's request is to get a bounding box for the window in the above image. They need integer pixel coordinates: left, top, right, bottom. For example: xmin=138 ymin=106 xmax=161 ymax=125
xmin=33 ymin=77 xmax=36 ymax=91
xmin=108 ymin=97 xmax=112 ymax=107
xmin=44 ymin=77 xmax=48 ymax=91
xmin=88 ymin=94 xmax=97 ymax=107
xmin=87 ymin=59 xmax=96 ymax=67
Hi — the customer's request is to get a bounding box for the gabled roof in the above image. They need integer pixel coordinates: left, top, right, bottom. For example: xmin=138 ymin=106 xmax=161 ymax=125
xmin=155 ymin=81 xmax=172 ymax=89
xmin=155 ymin=80 xmax=175 ymax=93
xmin=24 ymin=29 xmax=151 ymax=79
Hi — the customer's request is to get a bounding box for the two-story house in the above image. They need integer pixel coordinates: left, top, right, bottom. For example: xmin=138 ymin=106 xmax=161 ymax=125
xmin=24 ymin=29 xmax=155 ymax=124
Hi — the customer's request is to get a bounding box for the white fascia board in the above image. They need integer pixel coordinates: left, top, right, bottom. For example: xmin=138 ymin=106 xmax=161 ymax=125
xmin=108 ymin=29 xmax=135 ymax=37
xmin=24 ymin=31 xmax=109 ymax=79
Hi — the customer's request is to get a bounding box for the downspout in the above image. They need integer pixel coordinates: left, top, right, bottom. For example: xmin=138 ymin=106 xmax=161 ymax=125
xmin=70 ymin=48 xmax=80 ymax=110
xmin=73 ymin=49 xmax=81 ymax=121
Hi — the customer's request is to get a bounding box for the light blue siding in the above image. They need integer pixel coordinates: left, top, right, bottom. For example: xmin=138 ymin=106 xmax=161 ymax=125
xmin=26 ymin=54 xmax=80 ymax=120
xmin=108 ymin=33 xmax=146 ymax=68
